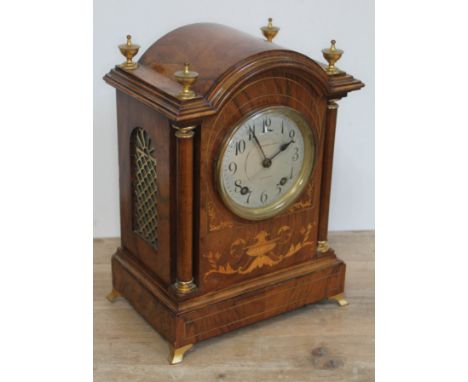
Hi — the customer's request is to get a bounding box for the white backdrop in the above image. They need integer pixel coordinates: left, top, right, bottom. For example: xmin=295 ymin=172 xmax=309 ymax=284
xmin=93 ymin=0 xmax=374 ymax=238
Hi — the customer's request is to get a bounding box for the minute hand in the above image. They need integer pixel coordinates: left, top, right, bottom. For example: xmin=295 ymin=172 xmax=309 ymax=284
xmin=252 ymin=132 xmax=267 ymax=160
xmin=269 ymin=140 xmax=295 ymax=161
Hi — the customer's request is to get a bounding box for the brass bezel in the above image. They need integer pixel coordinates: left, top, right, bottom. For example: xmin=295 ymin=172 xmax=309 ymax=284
xmin=216 ymin=106 xmax=315 ymax=221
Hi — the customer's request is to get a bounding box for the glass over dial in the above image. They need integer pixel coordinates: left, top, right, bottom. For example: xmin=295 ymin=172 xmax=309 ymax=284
xmin=217 ymin=106 xmax=315 ymax=220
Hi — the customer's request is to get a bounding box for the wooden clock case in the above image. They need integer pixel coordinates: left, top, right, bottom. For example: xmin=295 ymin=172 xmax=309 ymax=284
xmin=104 ymin=23 xmax=364 ymax=363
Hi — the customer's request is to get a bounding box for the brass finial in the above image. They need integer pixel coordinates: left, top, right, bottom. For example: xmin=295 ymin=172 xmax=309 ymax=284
xmin=322 ymin=39 xmax=343 ymax=75
xmin=174 ymin=63 xmax=199 ymax=100
xmin=118 ymin=35 xmax=140 ymax=70
xmin=261 ymin=18 xmax=279 ymax=42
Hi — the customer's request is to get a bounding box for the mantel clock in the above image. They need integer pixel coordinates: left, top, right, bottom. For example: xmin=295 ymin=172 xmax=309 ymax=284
xmin=104 ymin=21 xmax=364 ymax=364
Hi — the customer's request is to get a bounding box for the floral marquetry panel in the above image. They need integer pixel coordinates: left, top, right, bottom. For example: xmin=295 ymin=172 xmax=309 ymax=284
xmin=132 ymin=127 xmax=158 ymax=250
xmin=203 ymin=224 xmax=315 ymax=280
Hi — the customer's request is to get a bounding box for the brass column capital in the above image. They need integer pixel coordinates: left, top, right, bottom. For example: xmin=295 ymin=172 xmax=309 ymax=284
xmin=172 ymin=124 xmax=197 ymax=139
xmin=327 ymin=100 xmax=339 ymax=110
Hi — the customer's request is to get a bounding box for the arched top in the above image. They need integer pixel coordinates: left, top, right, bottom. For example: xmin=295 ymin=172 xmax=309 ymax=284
xmin=139 ymin=23 xmax=328 ymax=99
xmin=104 ymin=23 xmax=364 ymax=121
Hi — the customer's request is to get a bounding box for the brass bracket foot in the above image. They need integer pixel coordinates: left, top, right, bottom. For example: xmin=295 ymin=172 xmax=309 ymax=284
xmin=106 ymin=289 xmax=121 ymax=303
xmin=328 ymin=293 xmax=349 ymax=307
xmin=168 ymin=344 xmax=193 ymax=364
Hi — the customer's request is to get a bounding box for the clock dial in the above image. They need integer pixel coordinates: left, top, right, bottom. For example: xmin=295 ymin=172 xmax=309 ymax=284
xmin=217 ymin=106 xmax=315 ymax=220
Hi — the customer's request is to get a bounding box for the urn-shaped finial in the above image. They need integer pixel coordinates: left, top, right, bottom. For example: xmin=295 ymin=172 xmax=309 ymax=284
xmin=261 ymin=18 xmax=280 ymax=42
xmin=322 ymin=39 xmax=343 ymax=74
xmin=174 ymin=63 xmax=199 ymax=100
xmin=118 ymin=35 xmax=140 ymax=70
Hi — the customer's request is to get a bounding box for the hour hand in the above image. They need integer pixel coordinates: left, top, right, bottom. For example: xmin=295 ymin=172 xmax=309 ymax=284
xmin=269 ymin=139 xmax=295 ymax=161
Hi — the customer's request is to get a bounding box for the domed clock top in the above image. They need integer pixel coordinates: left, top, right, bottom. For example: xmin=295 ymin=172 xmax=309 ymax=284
xmin=105 ymin=23 xmax=363 ymax=122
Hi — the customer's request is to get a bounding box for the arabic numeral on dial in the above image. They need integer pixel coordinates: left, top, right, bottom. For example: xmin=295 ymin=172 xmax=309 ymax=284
xmin=276 ymin=184 xmax=282 ymax=194
xmin=289 ymin=129 xmax=296 ymax=139
xmin=245 ymin=190 xmax=252 ymax=204
xmin=289 ymin=167 xmax=294 ymax=179
xmin=228 ymin=161 xmax=237 ymax=174
xmin=247 ymin=124 xmax=255 ymax=141
xmin=292 ymin=147 xmax=299 ymax=161
xmin=260 ymin=191 xmax=268 ymax=204
xmin=234 ymin=179 xmax=242 ymax=193
xmin=235 ymin=139 xmax=246 ymax=155
xmin=262 ymin=117 xmax=273 ymax=133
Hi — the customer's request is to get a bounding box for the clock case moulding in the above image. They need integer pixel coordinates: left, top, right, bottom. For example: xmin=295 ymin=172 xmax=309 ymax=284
xmin=104 ymin=22 xmax=364 ymax=364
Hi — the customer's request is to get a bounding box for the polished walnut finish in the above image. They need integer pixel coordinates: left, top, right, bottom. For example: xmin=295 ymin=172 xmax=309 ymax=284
xmin=104 ymin=23 xmax=364 ymax=363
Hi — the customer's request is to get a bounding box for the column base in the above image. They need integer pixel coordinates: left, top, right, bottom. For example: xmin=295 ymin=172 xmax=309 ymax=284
xmin=174 ymin=279 xmax=196 ymax=295
xmin=317 ymin=240 xmax=330 ymax=253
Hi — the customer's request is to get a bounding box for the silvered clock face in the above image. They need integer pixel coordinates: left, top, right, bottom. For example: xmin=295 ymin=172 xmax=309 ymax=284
xmin=217 ymin=106 xmax=315 ymax=220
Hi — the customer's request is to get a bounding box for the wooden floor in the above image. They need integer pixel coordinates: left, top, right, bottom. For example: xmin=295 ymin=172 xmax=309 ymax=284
xmin=94 ymin=231 xmax=374 ymax=382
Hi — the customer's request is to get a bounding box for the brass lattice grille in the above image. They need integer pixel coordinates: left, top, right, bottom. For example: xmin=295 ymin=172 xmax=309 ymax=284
xmin=132 ymin=128 xmax=158 ymax=249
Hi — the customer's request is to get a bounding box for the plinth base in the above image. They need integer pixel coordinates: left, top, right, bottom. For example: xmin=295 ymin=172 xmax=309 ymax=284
xmin=109 ymin=247 xmax=346 ymax=364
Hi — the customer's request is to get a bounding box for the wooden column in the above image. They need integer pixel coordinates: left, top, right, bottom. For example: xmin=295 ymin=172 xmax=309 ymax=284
xmin=172 ymin=124 xmax=197 ymax=294
xmin=317 ymin=100 xmax=339 ymax=253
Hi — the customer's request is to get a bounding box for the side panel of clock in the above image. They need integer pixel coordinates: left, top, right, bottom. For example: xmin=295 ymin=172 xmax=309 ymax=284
xmin=115 ymin=91 xmax=173 ymax=286
xmin=198 ymin=71 xmax=327 ymax=292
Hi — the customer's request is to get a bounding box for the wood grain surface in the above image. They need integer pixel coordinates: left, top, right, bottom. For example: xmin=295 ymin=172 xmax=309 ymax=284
xmin=94 ymin=231 xmax=374 ymax=382
xmin=104 ymin=23 xmax=364 ymax=122
xmin=197 ymin=74 xmax=327 ymax=292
